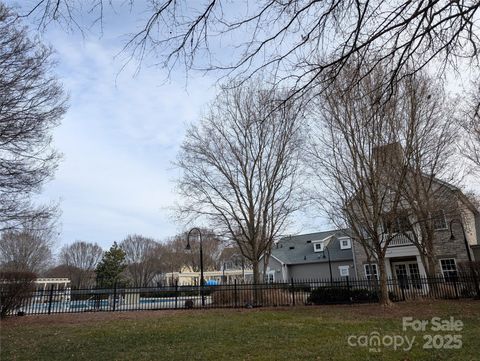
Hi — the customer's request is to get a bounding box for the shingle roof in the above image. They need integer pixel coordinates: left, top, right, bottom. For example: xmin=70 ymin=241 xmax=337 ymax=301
xmin=271 ymin=229 xmax=354 ymax=265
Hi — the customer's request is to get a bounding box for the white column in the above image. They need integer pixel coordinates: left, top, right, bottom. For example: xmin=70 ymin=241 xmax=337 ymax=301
xmin=416 ymin=255 xmax=427 ymax=277
xmin=385 ymin=259 xmax=393 ymax=279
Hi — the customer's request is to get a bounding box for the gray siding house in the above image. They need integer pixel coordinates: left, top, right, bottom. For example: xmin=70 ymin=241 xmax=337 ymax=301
xmin=263 ymin=230 xmax=355 ymax=282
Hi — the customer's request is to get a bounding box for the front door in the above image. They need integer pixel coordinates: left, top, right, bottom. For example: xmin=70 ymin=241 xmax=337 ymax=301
xmin=392 ymin=261 xmax=422 ymax=290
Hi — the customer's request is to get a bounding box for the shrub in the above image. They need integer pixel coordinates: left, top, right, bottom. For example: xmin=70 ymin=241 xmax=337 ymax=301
xmin=0 ymin=271 xmax=36 ymax=318
xmin=457 ymin=261 xmax=480 ymax=278
xmin=307 ymin=287 xmax=350 ymax=304
xmin=460 ymin=285 xmax=477 ymax=298
xmin=211 ymin=287 xmax=292 ymax=307
xmin=286 ymin=283 xmax=312 ymax=292
xmin=184 ymin=299 xmax=194 ymax=308
xmin=307 ymin=287 xmax=381 ymax=305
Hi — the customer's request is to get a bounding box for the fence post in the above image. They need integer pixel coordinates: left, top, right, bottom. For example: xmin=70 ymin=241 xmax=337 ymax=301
xmin=291 ymin=278 xmax=295 ymax=306
xmin=174 ymin=281 xmax=178 ymax=310
xmin=234 ymin=279 xmax=238 ymax=308
xmin=112 ymin=282 xmax=117 ymax=311
xmin=47 ymin=284 xmax=54 ymax=315
xmin=346 ymin=276 xmax=353 ymax=304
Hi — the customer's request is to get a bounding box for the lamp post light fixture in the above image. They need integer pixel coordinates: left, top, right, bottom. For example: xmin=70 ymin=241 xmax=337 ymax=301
xmin=449 ymin=219 xmax=480 ymax=298
xmin=185 ymin=227 xmax=205 ymax=306
xmin=322 ymin=244 xmax=333 ymax=285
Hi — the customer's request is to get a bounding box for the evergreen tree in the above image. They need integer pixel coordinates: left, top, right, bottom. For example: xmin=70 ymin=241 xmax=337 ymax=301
xmin=95 ymin=242 xmax=126 ymax=288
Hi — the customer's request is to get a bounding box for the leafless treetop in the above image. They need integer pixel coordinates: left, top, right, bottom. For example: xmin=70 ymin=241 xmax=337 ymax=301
xmin=0 ymin=4 xmax=67 ymax=231
xmin=20 ymin=1 xmax=480 ymax=98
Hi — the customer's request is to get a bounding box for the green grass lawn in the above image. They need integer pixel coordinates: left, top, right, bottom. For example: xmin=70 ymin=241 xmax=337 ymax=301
xmin=1 ymin=301 xmax=479 ymax=361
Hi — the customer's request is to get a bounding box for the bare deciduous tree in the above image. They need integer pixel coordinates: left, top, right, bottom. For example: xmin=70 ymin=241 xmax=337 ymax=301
xmin=390 ymin=74 xmax=461 ymax=277
xmin=59 ymin=241 xmax=104 ymax=288
xmin=0 ymin=4 xmax=66 ymax=231
xmin=19 ymin=1 xmax=480 ymax=102
xmin=462 ymin=80 xmax=480 ymax=171
xmin=169 ymin=229 xmax=224 ymax=272
xmin=308 ymin=64 xmax=460 ymax=305
xmin=0 ymin=219 xmax=56 ymax=274
xmin=158 ymin=231 xmax=225 ymax=286
xmin=120 ymin=235 xmax=160 ymax=287
xmin=159 ymin=236 xmax=189 ymax=275
xmin=176 ymin=80 xmax=305 ymax=284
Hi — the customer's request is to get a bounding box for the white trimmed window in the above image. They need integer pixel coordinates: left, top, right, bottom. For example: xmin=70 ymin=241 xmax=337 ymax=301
xmin=364 ymin=264 xmax=378 ymax=280
xmin=339 ymin=265 xmax=350 ymax=277
xmin=440 ymin=258 xmax=457 ymax=281
xmin=265 ymin=271 xmax=275 ymax=283
xmin=433 ymin=210 xmax=448 ymax=230
xmin=339 ymin=238 xmax=351 ymax=250
xmin=313 ymin=241 xmax=324 ymax=253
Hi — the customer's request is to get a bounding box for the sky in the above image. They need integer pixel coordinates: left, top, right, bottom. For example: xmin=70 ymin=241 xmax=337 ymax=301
xmin=6 ymin=1 xmax=478 ymax=250
xmin=41 ymin=40 xmax=217 ymax=249
xmin=2 ymin=1 xmax=332 ymax=251
xmin=9 ymin=3 xmax=221 ymax=249
xmin=40 ymin=37 xmax=329 ymax=248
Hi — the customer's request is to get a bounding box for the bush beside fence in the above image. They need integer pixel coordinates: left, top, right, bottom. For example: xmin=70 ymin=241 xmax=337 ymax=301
xmin=0 ymin=271 xmax=36 ymax=318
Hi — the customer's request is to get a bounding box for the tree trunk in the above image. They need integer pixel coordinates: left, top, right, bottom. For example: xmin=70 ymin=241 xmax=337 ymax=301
xmin=426 ymin=256 xmax=436 ymax=277
xmin=252 ymin=260 xmax=261 ymax=284
xmin=424 ymin=253 xmax=438 ymax=297
xmin=252 ymin=260 xmax=261 ymax=306
xmin=377 ymin=259 xmax=393 ymax=306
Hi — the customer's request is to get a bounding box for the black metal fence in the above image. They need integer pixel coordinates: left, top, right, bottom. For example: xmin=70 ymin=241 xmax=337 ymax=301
xmin=11 ymin=275 xmax=480 ymax=315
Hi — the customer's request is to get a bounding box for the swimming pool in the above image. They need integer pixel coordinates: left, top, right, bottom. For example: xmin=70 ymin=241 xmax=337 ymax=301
xmin=20 ymin=296 xmax=211 ymax=314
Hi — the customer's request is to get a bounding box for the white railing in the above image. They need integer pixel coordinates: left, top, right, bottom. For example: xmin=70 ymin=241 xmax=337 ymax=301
xmin=388 ymin=233 xmax=414 ymax=247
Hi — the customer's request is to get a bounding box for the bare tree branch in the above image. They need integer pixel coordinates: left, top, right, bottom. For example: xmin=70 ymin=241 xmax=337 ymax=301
xmin=0 ymin=217 xmax=58 ymax=274
xmin=461 ymin=78 xmax=480 ymax=171
xmin=58 ymin=241 xmax=103 ymax=288
xmin=175 ymin=78 xmax=306 ymax=284
xmin=307 ymin=62 xmax=460 ymax=305
xmin=19 ymin=1 xmax=480 ymax=99
xmin=0 ymin=4 xmax=67 ymax=231
xmin=120 ymin=234 xmax=160 ymax=287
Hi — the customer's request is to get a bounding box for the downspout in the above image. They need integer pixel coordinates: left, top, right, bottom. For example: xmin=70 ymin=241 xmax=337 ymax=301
xmin=283 ymin=262 xmax=288 ymax=281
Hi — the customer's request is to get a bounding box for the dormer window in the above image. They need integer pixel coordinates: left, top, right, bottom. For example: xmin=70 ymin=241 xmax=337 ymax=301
xmin=339 ymin=265 xmax=350 ymax=277
xmin=313 ymin=241 xmax=324 ymax=252
xmin=339 ymin=238 xmax=351 ymax=250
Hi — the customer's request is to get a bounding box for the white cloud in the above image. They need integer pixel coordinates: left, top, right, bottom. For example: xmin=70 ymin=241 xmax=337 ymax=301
xmin=39 ymin=30 xmax=216 ymax=248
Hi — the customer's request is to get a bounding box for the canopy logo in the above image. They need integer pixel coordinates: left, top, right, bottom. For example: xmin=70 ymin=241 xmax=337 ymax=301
xmin=347 ymin=317 xmax=463 ymax=353
xmin=347 ymin=332 xmax=415 ymax=353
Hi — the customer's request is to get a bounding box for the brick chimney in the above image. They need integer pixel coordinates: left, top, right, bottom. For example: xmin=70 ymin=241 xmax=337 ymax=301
xmin=372 ymin=142 xmax=404 ymax=170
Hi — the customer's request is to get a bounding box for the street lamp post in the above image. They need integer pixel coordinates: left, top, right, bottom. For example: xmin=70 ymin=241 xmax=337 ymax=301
xmin=185 ymin=227 xmax=205 ymax=306
xmin=449 ymin=219 xmax=480 ymax=298
xmin=323 ymin=245 xmax=333 ymax=285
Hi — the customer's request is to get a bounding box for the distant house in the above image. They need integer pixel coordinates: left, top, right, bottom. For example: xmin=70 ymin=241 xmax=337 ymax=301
xmin=162 ymin=249 xmax=254 ymax=286
xmin=262 ymin=230 xmax=355 ymax=282
xmin=163 ymin=268 xmax=254 ymax=286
